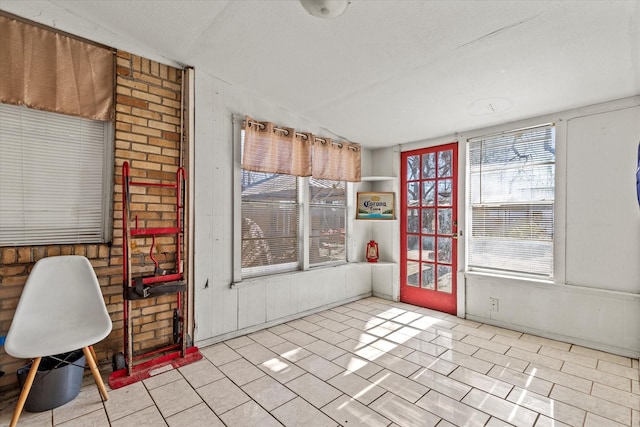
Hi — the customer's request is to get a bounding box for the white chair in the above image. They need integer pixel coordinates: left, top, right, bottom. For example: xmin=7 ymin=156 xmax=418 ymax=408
xmin=4 ymin=256 xmax=112 ymax=427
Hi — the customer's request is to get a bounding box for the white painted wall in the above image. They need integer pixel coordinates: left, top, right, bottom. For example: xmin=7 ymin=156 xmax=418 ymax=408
xmin=395 ymin=97 xmax=640 ymax=357
xmin=192 ymin=70 xmax=374 ymax=347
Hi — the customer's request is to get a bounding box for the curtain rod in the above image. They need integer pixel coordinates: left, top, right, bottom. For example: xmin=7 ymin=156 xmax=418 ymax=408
xmin=245 ymin=118 xmax=359 ymax=151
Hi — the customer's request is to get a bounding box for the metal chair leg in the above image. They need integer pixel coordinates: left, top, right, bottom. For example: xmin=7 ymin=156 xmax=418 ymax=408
xmin=10 ymin=357 xmax=41 ymax=427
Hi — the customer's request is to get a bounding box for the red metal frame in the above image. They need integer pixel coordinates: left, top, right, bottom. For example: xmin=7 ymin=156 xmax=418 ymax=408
xmin=109 ymin=161 xmax=201 ymax=389
xmin=400 ymin=143 xmax=458 ymax=315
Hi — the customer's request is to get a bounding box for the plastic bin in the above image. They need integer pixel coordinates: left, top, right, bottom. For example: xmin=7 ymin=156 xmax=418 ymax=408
xmin=16 ymin=350 xmax=86 ymax=412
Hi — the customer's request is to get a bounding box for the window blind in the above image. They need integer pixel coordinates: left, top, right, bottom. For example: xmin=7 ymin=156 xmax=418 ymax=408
xmin=309 ymin=178 xmax=346 ymax=266
xmin=468 ymin=124 xmax=555 ymax=277
xmin=0 ymin=103 xmax=111 ymax=245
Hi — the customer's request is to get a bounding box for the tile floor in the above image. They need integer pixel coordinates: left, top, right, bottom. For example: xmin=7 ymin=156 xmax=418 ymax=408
xmin=1 ymin=296 xmax=639 ymax=426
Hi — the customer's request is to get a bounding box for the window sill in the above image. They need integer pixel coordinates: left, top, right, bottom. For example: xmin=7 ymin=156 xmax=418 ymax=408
xmin=464 ymin=270 xmax=554 ymax=286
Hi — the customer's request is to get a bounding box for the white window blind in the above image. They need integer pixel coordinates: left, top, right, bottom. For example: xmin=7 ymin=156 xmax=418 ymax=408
xmin=468 ymin=124 xmax=555 ymax=277
xmin=309 ymin=178 xmax=346 ymax=266
xmin=0 ymin=104 xmax=112 ymax=246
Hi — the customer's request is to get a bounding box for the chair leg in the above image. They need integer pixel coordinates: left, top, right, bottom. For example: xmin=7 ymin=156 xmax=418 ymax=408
xmin=10 ymin=357 xmax=41 ymax=427
xmin=88 ymin=345 xmax=98 ymax=366
xmin=82 ymin=347 xmax=108 ymax=401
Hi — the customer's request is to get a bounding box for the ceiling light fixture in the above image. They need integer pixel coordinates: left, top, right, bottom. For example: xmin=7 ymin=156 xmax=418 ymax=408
xmin=299 ymin=0 xmax=350 ymax=18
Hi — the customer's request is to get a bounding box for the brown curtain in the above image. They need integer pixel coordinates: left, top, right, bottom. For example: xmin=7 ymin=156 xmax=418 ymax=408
xmin=242 ymin=116 xmax=312 ymax=176
xmin=0 ymin=13 xmax=114 ymax=121
xmin=312 ymin=138 xmax=361 ymax=182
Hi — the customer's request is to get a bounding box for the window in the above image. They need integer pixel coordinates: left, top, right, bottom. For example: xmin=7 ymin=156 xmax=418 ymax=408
xmin=0 ymin=104 xmax=113 ymax=246
xmin=467 ymin=124 xmax=555 ymax=277
xmin=240 ymin=131 xmax=346 ymax=279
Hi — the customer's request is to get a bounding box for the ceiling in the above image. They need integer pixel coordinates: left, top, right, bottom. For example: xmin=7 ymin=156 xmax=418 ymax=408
xmin=1 ymin=0 xmax=639 ymax=149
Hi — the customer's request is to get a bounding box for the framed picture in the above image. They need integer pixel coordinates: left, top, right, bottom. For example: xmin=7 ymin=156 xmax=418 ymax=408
xmin=356 ymin=192 xmax=395 ymax=220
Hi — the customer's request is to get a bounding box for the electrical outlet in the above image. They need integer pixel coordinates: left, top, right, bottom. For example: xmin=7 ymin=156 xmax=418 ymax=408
xmin=489 ymin=297 xmax=499 ymax=312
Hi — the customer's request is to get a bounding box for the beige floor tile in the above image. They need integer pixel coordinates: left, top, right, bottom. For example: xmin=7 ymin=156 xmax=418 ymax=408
xmin=142 ymin=368 xmax=182 ymax=390
xmin=487 ymin=365 xmax=553 ymax=397
xmin=0 ymin=407 xmax=52 ymax=427
xmin=259 ymin=356 xmax=306 ymax=383
xmin=591 ymin=382 xmax=640 ymax=410
xmin=272 ymin=397 xmax=338 ymax=427
xmin=219 ymin=401 xmax=282 ymax=427
xmin=533 ymin=414 xmax=571 ymax=427
xmin=338 ymin=327 xmax=378 ymax=344
xmin=570 ymin=345 xmax=633 ymax=367
xmin=452 ymin=324 xmax=496 ymax=341
xmin=416 ymin=390 xmax=490 ymax=427
xmin=285 ymin=373 xmax=342 ymax=408
xmin=56 ymin=408 xmax=109 ymax=427
xmin=302 ymin=313 xmax=327 ymax=323
xmin=524 ymin=364 xmax=592 ymax=393
xmin=461 ymin=334 xmax=511 ymax=355
xmin=369 ymin=369 xmax=429 ymax=403
xmin=562 ymin=361 xmax=631 ymax=392
xmin=370 ymin=352 xmax=421 ymax=377
xmin=539 ymin=345 xmax=598 ymax=369
xmin=477 ymin=324 xmax=524 ymax=339
xmin=584 ymin=412 xmax=629 ymax=427
xmin=225 ymin=335 xmax=254 ymax=349
xmin=391 ymin=311 xmax=424 ymax=325
xmin=321 ymin=394 xmax=391 ymax=427
xmin=295 ymin=354 xmax=343 ymax=380
xmin=270 ymin=341 xmax=313 ymax=362
xmin=165 ymin=402 xmax=224 ymax=427
xmin=234 ymin=342 xmax=279 ymax=365
xmin=506 ymin=386 xmax=585 ymax=426
xmin=445 ymin=315 xmax=483 ymax=328
xmin=327 ymin=370 xmax=386 ymax=405
xmin=197 ymin=377 xmax=250 ymax=415
xmin=550 ymin=384 xmax=631 ymax=425
xmin=178 ymin=358 xmax=225 ymax=389
xmin=598 ymin=359 xmax=640 ymax=381
xmin=110 ymin=405 xmax=166 ymax=427
xmin=410 ymin=316 xmax=456 ymax=332
xmin=316 ymin=318 xmax=350 ymax=333
xmin=337 ymin=337 xmax=375 ymax=353
xmin=462 ymin=388 xmax=538 ymax=427
xmin=303 ymin=340 xmax=346 ymax=361
xmin=474 ymin=348 xmax=530 ymax=373
xmin=287 ymin=319 xmax=322 ymax=334
xmin=486 ymin=417 xmax=516 ymax=426
xmin=318 ymin=309 xmax=351 ymax=324
xmin=493 ymin=335 xmax=542 ymax=353
xmin=433 ymin=335 xmax=479 ymax=355
xmin=218 ymin=357 xmax=265 ymax=386
xmin=241 ymin=375 xmax=296 ymax=411
xmin=52 ymin=386 xmax=103 ymax=425
xmin=369 ymin=392 xmax=440 ymax=427
xmin=103 ymin=381 xmax=154 ymax=422
xmin=268 ymin=323 xmax=294 ymax=335
xmin=309 ymin=328 xmax=350 ymax=345
xmin=411 ymin=367 xmax=472 ymax=401
xmin=519 ymin=334 xmax=572 ymax=351
xmin=369 ymin=338 xmax=414 ymax=359
xmin=449 ymin=366 xmax=514 ymax=398
xmin=248 ymin=330 xmax=286 ymax=348
xmin=506 ymin=347 xmax=564 ymax=371
xmin=437 ymin=349 xmax=494 ymax=374
xmin=331 ymin=353 xmax=384 ymax=379
xmin=279 ymin=329 xmax=319 ymax=347
xmin=149 ymin=377 xmax=202 ymax=418
xmin=428 ymin=325 xmax=469 ymax=341
xmin=200 ymin=343 xmax=241 ymax=366
xmin=391 ymin=335 xmax=447 ymax=357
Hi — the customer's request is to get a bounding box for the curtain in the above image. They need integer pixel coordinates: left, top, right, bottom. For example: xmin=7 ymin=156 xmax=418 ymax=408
xmin=242 ymin=116 xmax=361 ymax=182
xmin=0 ymin=13 xmax=114 ymax=121
xmin=312 ymin=137 xmax=361 ymax=182
xmin=242 ymin=116 xmax=312 ymax=176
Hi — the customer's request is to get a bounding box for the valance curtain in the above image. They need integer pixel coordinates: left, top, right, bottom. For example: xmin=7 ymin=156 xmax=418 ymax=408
xmin=242 ymin=116 xmax=361 ymax=182
xmin=0 ymin=13 xmax=114 ymax=121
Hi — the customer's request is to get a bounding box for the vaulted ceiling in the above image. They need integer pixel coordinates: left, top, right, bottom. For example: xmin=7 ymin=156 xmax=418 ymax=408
xmin=2 ymin=0 xmax=639 ymax=148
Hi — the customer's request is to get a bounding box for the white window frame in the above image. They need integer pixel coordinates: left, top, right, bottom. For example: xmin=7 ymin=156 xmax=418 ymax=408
xmin=232 ymin=117 xmax=347 ymax=283
xmin=0 ymin=104 xmax=113 ymax=246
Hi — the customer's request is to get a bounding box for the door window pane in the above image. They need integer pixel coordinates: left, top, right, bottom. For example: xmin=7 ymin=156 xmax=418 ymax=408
xmin=407 ymin=182 xmax=419 ymax=206
xmin=422 ymin=153 xmax=436 ymax=178
xmin=438 ymin=150 xmax=453 ymax=177
xmin=422 ymin=263 xmax=435 ymax=289
xmin=407 ymin=155 xmax=420 ymax=180
xmin=438 ymin=208 xmax=452 ymax=234
xmin=422 ymin=208 xmax=435 ymax=234
xmin=407 ymin=208 xmax=419 ymax=233
xmin=407 ymin=261 xmax=419 ymax=287
xmin=437 ymin=265 xmax=453 ymax=293
xmin=422 ymin=236 xmax=435 ymax=261
xmin=437 ymin=237 xmax=452 ymax=264
xmin=422 ymin=181 xmax=435 ymax=206
xmin=438 ymin=179 xmax=452 ymax=206
xmin=407 ymin=235 xmax=419 ymax=260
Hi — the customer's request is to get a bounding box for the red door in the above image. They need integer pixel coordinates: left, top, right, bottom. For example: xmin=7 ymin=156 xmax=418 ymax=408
xmin=400 ymin=143 xmax=458 ymax=314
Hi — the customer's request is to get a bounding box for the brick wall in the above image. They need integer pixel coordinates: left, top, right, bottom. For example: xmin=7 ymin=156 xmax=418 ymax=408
xmin=0 ymin=50 xmax=184 ymax=393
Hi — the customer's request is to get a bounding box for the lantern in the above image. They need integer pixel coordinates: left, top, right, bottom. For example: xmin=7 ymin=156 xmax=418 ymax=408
xmin=366 ymin=240 xmax=379 ymax=263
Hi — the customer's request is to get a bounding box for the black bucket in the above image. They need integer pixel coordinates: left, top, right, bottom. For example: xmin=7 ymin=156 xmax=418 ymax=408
xmin=16 ymin=350 xmax=86 ymax=412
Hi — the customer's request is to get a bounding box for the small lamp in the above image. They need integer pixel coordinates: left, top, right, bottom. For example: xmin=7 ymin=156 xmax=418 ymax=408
xmin=299 ymin=0 xmax=350 ymax=18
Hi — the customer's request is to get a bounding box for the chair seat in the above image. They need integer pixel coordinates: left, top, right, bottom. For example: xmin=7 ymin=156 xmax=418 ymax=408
xmin=5 ymin=256 xmax=112 ymax=359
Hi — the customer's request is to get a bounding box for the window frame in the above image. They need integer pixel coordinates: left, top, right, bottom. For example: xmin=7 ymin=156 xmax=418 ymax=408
xmin=233 ymin=120 xmax=347 ymax=283
xmin=0 ymin=103 xmax=114 ymax=246
xmin=465 ymin=123 xmax=556 ymax=279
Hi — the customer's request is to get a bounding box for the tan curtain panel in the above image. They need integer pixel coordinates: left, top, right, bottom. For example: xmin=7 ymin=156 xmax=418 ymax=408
xmin=242 ymin=116 xmax=312 ymax=176
xmin=312 ymin=138 xmax=361 ymax=182
xmin=0 ymin=14 xmax=114 ymax=121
